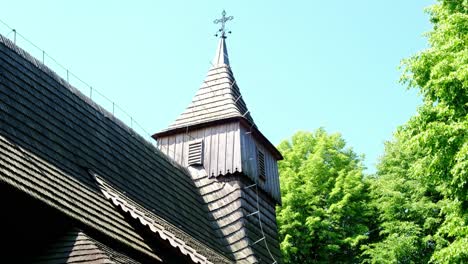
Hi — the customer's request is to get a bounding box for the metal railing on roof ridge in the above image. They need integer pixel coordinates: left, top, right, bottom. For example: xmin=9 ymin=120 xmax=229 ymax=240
xmin=0 ymin=18 xmax=157 ymax=147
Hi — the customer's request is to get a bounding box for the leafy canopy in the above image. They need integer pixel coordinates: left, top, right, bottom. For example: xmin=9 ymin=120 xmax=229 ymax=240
xmin=364 ymin=1 xmax=468 ymax=263
xmin=277 ymin=129 xmax=370 ymax=263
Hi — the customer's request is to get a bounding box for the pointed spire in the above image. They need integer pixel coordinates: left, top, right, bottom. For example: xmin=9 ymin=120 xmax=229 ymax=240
xmin=154 ymin=10 xmax=256 ymax=134
xmin=212 ymin=37 xmax=230 ymax=66
xmin=161 ymin=38 xmax=256 ymax=131
xmin=212 ymin=10 xmax=232 ymax=66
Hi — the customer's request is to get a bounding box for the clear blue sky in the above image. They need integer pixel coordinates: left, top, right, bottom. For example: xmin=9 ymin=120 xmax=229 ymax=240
xmin=1 ymin=1 xmax=433 ymax=173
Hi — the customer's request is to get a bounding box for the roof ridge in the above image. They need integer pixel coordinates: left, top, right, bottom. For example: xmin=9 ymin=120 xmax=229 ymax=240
xmin=0 ymin=33 xmax=201 ymax=185
xmin=0 ymin=34 xmax=159 ymax=156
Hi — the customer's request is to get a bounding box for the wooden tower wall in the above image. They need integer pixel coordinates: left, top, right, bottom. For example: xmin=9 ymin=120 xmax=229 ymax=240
xmin=157 ymin=122 xmax=242 ymax=176
xmin=187 ymin=168 xmax=282 ymax=263
xmin=157 ymin=121 xmax=281 ymax=204
xmin=240 ymin=124 xmax=281 ymax=203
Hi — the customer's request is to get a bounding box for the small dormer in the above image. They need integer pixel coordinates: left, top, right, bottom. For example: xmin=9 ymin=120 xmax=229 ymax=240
xmin=152 ymin=13 xmax=282 ymax=204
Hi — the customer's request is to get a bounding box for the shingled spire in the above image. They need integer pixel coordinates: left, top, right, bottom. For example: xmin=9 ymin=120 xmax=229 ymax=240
xmin=158 ymin=34 xmax=256 ymax=132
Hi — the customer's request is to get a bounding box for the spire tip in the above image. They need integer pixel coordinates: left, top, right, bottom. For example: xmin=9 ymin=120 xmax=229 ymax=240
xmin=213 ymin=10 xmax=233 ymax=39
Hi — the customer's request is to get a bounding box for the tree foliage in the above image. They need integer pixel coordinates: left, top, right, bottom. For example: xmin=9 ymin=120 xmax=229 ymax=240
xmin=276 ymin=1 xmax=467 ymax=263
xmin=276 ymin=129 xmax=370 ymax=263
xmin=363 ymin=0 xmax=468 ymax=263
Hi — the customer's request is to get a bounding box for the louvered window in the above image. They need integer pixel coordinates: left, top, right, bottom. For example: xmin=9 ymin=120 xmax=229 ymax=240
xmin=257 ymin=150 xmax=266 ymax=181
xmin=188 ymin=140 xmax=203 ymax=166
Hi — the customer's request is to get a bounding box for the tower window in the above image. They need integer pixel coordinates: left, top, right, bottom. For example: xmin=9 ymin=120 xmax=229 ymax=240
xmin=257 ymin=150 xmax=266 ymax=180
xmin=188 ymin=140 xmax=203 ymax=166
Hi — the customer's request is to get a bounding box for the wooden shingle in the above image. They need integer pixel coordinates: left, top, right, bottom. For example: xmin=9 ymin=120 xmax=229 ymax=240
xmin=0 ymin=34 xmax=232 ymax=263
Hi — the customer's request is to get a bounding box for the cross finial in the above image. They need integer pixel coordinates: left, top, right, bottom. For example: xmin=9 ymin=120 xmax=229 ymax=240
xmin=214 ymin=10 xmax=233 ymax=38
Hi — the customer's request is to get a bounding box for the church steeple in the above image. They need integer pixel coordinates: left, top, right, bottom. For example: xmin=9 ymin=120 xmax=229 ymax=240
xmin=152 ymin=11 xmax=283 ymax=263
xmin=153 ymin=10 xmax=282 ymax=200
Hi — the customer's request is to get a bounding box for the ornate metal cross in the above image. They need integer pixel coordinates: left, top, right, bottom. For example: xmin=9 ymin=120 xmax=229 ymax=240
xmin=214 ymin=10 xmax=233 ymax=38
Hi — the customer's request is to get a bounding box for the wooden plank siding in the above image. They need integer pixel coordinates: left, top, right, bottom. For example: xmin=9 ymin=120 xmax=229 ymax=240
xmin=240 ymin=125 xmax=281 ymax=203
xmin=157 ymin=121 xmax=281 ymax=204
xmin=157 ymin=122 xmax=243 ymax=177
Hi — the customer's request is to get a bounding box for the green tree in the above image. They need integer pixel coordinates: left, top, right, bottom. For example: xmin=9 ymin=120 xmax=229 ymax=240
xmin=276 ymin=129 xmax=370 ymax=263
xmin=363 ymin=0 xmax=468 ymax=263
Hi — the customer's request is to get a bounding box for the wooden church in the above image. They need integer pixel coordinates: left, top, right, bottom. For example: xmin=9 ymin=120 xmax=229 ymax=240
xmin=0 ymin=11 xmax=282 ymax=264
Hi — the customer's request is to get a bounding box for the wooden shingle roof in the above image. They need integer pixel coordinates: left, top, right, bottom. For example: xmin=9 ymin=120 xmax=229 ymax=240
xmin=32 ymin=229 xmax=142 ymax=264
xmin=0 ymin=35 xmax=232 ymax=263
xmin=157 ymin=37 xmax=256 ymax=133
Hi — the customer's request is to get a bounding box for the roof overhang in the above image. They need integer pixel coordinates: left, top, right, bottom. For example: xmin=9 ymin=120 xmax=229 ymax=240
xmin=152 ymin=117 xmax=283 ymax=160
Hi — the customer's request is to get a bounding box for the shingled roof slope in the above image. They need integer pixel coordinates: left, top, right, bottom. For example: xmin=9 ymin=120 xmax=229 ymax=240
xmin=160 ymin=37 xmax=256 ymax=132
xmin=32 ymin=228 xmax=142 ymax=264
xmin=0 ymin=35 xmax=232 ymax=263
